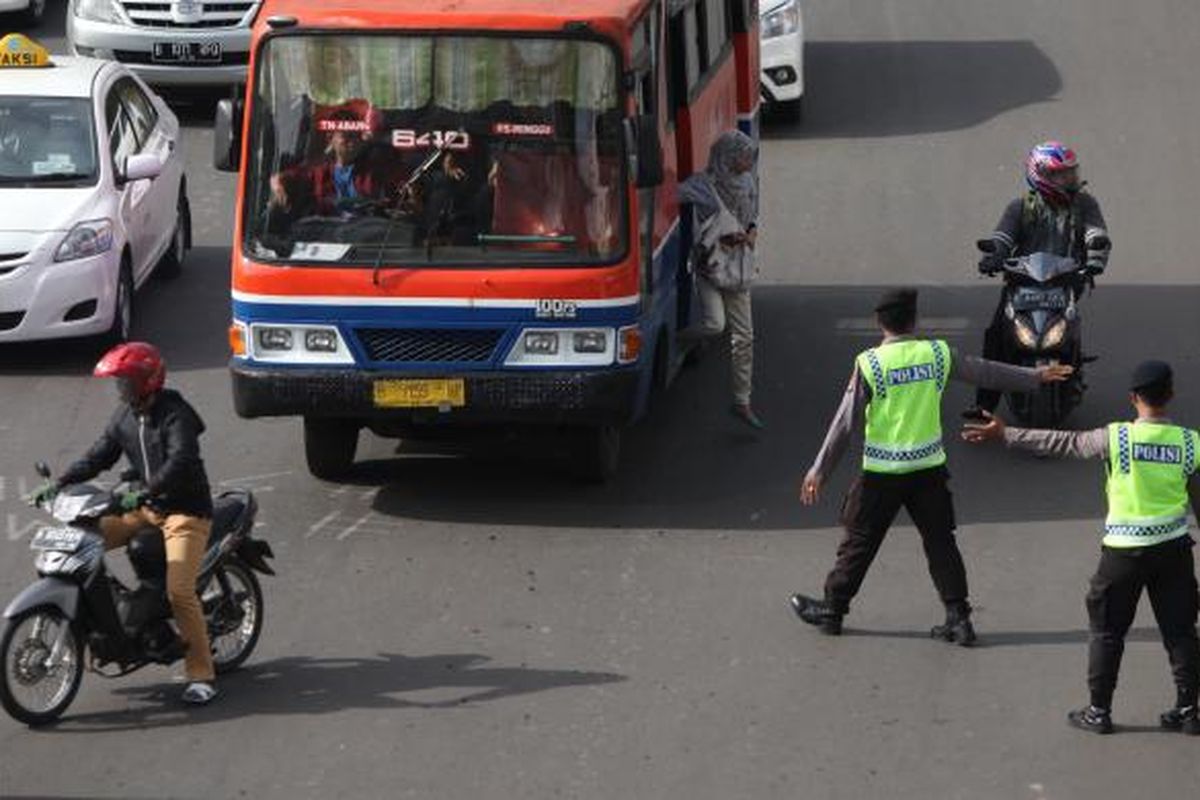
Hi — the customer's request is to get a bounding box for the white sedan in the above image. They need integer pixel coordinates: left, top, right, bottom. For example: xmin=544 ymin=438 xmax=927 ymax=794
xmin=0 ymin=34 xmax=189 ymax=344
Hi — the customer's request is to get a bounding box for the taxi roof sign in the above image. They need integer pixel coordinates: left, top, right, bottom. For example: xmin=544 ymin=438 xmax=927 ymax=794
xmin=0 ymin=34 xmax=52 ymax=69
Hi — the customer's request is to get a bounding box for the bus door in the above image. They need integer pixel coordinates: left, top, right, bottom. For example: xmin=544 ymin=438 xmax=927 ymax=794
xmin=731 ymin=0 xmax=761 ymax=136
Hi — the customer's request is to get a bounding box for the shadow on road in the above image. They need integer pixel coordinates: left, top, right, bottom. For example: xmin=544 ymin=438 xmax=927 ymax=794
xmin=42 ymin=652 xmax=625 ymax=732
xmin=357 ymin=284 xmax=1199 ymax=531
xmin=841 ymin=626 xmax=1163 ymax=647
xmin=763 ymin=40 xmax=1061 ymax=140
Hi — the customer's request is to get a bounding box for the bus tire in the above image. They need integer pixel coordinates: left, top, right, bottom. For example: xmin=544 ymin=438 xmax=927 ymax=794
xmin=573 ymin=425 xmax=621 ymax=484
xmin=304 ymin=418 xmax=359 ymax=480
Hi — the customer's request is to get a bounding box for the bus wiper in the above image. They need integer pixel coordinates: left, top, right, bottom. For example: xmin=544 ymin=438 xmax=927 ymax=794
xmin=372 ymin=136 xmax=455 ymax=286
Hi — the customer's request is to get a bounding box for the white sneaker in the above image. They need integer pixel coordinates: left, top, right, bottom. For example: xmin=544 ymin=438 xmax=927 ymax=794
xmin=181 ymin=681 xmax=218 ymax=705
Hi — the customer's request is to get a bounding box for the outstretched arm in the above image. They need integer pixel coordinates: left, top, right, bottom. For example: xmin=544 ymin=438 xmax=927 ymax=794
xmin=961 ymin=411 xmax=1107 ymax=459
xmin=950 ymin=347 xmax=1073 ymax=393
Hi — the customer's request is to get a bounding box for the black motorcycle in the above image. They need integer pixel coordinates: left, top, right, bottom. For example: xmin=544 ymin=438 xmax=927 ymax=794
xmin=976 ymin=239 xmax=1104 ymax=426
xmin=0 ymin=464 xmax=274 ymax=726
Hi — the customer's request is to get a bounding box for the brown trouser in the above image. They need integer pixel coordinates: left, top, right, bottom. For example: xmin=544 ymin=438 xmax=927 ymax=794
xmin=100 ymin=510 xmax=215 ymax=682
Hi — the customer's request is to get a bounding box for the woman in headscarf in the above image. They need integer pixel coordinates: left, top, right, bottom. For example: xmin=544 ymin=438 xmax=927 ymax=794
xmin=679 ymin=130 xmax=763 ymax=429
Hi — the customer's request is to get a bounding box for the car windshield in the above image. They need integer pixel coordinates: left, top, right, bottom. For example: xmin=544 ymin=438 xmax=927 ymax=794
xmin=0 ymin=96 xmax=98 ymax=187
xmin=244 ymin=34 xmax=626 ymax=266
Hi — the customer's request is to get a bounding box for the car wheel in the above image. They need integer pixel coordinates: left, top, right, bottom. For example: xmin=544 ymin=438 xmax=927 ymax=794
xmin=21 ymin=0 xmax=46 ymax=26
xmin=157 ymin=189 xmax=189 ymax=280
xmin=102 ymin=259 xmax=134 ymax=347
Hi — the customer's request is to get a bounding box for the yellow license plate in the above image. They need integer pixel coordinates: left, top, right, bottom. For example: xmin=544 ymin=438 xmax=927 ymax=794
xmin=373 ymin=379 xmax=465 ymax=408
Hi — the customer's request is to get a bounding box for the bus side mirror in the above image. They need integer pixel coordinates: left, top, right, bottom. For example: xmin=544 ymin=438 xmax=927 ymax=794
xmin=625 ymin=114 xmax=663 ymax=188
xmin=213 ymin=97 xmax=243 ymax=173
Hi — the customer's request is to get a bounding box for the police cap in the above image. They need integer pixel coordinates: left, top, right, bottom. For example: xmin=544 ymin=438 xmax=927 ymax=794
xmin=874 ymin=288 xmax=918 ymax=313
xmin=1129 ymin=360 xmax=1173 ymax=392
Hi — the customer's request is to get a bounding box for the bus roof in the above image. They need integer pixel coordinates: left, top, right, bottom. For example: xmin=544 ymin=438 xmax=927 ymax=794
xmin=257 ymin=0 xmax=655 ymax=30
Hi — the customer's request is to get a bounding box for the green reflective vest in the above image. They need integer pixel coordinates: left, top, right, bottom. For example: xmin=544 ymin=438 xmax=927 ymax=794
xmin=1104 ymin=422 xmax=1199 ymax=548
xmin=856 ymin=339 xmax=951 ymax=474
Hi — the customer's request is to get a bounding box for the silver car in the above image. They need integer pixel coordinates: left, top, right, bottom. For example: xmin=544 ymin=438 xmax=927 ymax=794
xmin=67 ymin=0 xmax=259 ymax=86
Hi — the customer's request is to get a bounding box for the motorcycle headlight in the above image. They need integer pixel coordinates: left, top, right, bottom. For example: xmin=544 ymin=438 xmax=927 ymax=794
xmin=1013 ymin=318 xmax=1039 ymax=349
xmin=54 ymin=219 xmax=114 ymax=263
xmin=761 ymin=0 xmax=800 ymax=40
xmin=1041 ymin=318 xmax=1068 ymax=349
xmin=75 ymin=0 xmax=124 ymax=23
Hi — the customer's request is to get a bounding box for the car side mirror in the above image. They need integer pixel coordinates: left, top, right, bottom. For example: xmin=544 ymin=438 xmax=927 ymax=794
xmin=1088 ymin=235 xmax=1111 ymax=251
xmin=121 ymin=153 xmax=162 ymax=184
xmin=976 ymin=238 xmax=997 ymax=254
xmin=213 ymin=97 xmax=242 ymax=173
xmin=624 ymin=114 xmax=663 ymax=189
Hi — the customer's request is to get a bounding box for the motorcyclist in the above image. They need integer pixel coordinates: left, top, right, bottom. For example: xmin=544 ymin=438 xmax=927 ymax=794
xmin=32 ymin=342 xmax=218 ymax=705
xmin=974 ymin=141 xmax=1112 ymax=412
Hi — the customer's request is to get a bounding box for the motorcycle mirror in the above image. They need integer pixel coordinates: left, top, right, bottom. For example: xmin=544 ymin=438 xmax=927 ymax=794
xmin=976 ymin=239 xmax=997 ymax=254
xmin=35 ymin=461 xmax=50 ymax=479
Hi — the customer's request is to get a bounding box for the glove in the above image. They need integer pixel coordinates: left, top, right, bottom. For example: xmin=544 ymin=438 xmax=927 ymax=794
xmin=118 ymin=489 xmax=148 ymax=513
xmin=977 ymin=252 xmax=1004 ymax=275
xmin=28 ymin=482 xmax=58 ymax=507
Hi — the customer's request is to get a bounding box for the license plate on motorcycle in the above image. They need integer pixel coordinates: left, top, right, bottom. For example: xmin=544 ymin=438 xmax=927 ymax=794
xmin=1012 ymin=287 xmax=1068 ymax=311
xmin=373 ymin=379 xmax=465 ymax=408
xmin=30 ymin=527 xmax=84 ymax=552
xmin=151 ymin=42 xmax=222 ymax=65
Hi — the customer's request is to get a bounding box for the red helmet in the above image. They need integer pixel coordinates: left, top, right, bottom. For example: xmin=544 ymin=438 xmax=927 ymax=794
xmin=94 ymin=342 xmax=165 ymax=400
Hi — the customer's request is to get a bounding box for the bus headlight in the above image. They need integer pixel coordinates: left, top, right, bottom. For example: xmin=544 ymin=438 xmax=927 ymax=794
xmin=1041 ymin=318 xmax=1068 ymax=349
xmin=572 ymin=330 xmax=609 ymax=354
xmin=257 ymin=327 xmax=293 ymax=351
xmin=305 ymin=329 xmax=339 ymax=353
xmin=524 ymin=331 xmax=560 ymax=355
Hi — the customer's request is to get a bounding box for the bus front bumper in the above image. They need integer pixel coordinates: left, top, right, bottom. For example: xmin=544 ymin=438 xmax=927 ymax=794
xmin=231 ymin=363 xmax=641 ymax=426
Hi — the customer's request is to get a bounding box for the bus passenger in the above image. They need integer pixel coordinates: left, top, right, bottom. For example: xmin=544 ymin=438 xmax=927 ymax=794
xmin=679 ymin=131 xmax=763 ymax=429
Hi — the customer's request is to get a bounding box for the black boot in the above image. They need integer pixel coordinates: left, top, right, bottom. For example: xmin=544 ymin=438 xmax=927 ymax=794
xmin=1067 ymin=705 xmax=1114 ymax=734
xmin=1159 ymin=705 xmax=1200 ymax=735
xmin=789 ymin=593 xmax=843 ymax=636
xmin=930 ymin=606 xmax=976 ymax=647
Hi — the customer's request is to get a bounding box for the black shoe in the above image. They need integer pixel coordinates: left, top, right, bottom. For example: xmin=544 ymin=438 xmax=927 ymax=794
xmin=930 ymin=614 xmax=977 ymax=647
xmin=1160 ymin=705 xmax=1200 ymax=735
xmin=1067 ymin=705 xmax=1114 ymax=735
xmin=789 ymin=593 xmax=843 ymax=635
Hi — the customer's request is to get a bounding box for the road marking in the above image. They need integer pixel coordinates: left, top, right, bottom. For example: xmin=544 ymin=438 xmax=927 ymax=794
xmin=336 ymin=511 xmax=376 ymax=541
xmin=835 ymin=316 xmax=970 ymax=336
xmin=305 ymin=510 xmax=341 ymax=538
xmin=218 ymin=470 xmax=293 ymax=486
xmin=7 ymin=514 xmax=39 ymax=542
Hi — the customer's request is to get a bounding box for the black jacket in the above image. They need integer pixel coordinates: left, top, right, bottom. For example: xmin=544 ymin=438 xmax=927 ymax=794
xmin=989 ymin=190 xmax=1110 ymax=271
xmin=57 ymin=389 xmax=213 ymax=517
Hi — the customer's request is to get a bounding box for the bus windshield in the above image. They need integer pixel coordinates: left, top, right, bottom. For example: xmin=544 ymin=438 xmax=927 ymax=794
xmin=244 ymin=34 xmax=627 ymax=267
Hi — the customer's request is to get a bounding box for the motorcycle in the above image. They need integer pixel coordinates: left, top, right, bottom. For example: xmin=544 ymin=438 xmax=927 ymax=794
xmin=0 ymin=464 xmax=274 ymax=726
xmin=976 ymin=239 xmax=1105 ymax=426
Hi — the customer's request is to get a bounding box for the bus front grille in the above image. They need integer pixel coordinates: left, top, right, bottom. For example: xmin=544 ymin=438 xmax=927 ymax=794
xmin=355 ymin=328 xmax=505 ymax=364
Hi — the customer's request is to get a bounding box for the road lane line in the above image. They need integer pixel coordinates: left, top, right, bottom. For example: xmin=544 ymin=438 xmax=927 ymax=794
xmin=305 ymin=510 xmax=341 ymax=538
xmin=835 ymin=316 xmax=970 ymax=336
xmin=336 ymin=512 xmax=376 ymax=541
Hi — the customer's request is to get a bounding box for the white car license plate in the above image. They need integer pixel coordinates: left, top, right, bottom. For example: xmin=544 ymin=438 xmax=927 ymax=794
xmin=151 ymin=42 xmax=222 ymax=65
xmin=29 ymin=527 xmax=85 ymax=552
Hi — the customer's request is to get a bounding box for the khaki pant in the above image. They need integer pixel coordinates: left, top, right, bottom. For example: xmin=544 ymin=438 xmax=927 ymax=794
xmin=100 ymin=510 xmax=215 ymax=682
xmin=690 ymin=279 xmax=755 ymax=405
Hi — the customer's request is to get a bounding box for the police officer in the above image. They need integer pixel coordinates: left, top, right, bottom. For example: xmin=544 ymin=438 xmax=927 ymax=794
xmin=963 ymin=360 xmax=1200 ymax=735
xmin=792 ymin=288 xmax=1073 ymax=643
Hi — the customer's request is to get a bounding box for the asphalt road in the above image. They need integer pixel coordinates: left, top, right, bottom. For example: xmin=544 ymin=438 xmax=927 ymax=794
xmin=2 ymin=2 xmax=1200 ymax=798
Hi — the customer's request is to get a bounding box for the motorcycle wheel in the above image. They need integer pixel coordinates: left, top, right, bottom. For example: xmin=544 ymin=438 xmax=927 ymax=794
xmin=205 ymin=560 xmax=263 ymax=674
xmin=1029 ymin=383 xmax=1060 ymax=428
xmin=0 ymin=606 xmax=84 ymax=727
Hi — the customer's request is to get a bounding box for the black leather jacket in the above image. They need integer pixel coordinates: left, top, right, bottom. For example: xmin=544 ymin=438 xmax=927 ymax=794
xmin=57 ymin=389 xmax=213 ymax=517
xmin=987 ymin=190 xmax=1110 ymax=271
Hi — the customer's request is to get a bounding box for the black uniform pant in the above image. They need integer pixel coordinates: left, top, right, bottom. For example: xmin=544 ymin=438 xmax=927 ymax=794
xmin=823 ymin=466 xmax=969 ymax=615
xmin=1086 ymin=537 xmax=1200 ymax=710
